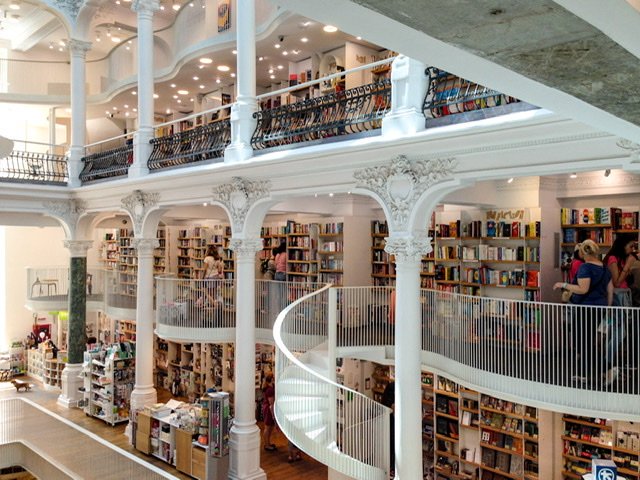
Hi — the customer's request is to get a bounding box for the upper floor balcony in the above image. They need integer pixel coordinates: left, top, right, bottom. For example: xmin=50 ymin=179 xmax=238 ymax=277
xmin=0 ymin=58 xmax=537 ymax=187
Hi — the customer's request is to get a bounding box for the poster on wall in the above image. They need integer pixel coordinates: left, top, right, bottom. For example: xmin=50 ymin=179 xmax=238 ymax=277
xmin=218 ymin=0 xmax=231 ymax=32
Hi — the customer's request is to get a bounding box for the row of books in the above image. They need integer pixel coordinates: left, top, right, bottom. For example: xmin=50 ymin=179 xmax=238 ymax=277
xmin=287 ymin=236 xmax=316 ymax=248
xmin=287 ymin=250 xmax=316 ymax=261
xmin=435 ymin=220 xmax=541 ymax=239
xmin=481 ymin=428 xmax=523 ymax=453
xmin=319 ymin=241 xmax=343 ymax=252
xmin=562 ymin=228 xmax=613 ymax=244
xmin=481 ymin=449 xmax=524 ymax=476
xmin=319 ymin=222 xmax=343 ymax=234
xmin=460 ymin=245 xmax=540 ymax=262
xmin=462 ymin=268 xmax=537 ymax=287
xmin=320 ymin=258 xmax=343 ymax=270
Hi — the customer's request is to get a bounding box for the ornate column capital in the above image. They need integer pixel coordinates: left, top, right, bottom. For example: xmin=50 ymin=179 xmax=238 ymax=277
xmin=385 ymin=235 xmax=432 ymax=263
xmin=229 ymin=238 xmax=263 ymax=259
xmin=64 ymin=239 xmax=93 ymax=257
xmin=354 ymin=155 xmax=456 ymax=231
xmin=44 ymin=198 xmax=86 ymax=238
xmin=132 ymin=237 xmax=159 ymax=255
xmin=133 ymin=0 xmax=160 ymax=14
xmin=121 ymin=190 xmax=160 ymax=237
xmin=52 ymin=0 xmax=83 ymax=21
xmin=68 ymin=39 xmax=92 ymax=58
xmin=617 ymin=138 xmax=640 ymax=161
xmin=212 ymin=177 xmax=270 ymax=234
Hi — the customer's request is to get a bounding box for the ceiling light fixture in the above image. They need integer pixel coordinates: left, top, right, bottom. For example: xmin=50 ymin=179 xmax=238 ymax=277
xmin=274 ymin=43 xmax=281 ymax=49
xmin=282 ymin=51 xmax=288 ymax=56
xmin=153 ymin=93 xmax=159 ymax=99
xmin=111 ymin=36 xmax=121 ymax=43
xmin=507 ymin=178 xmax=514 ymax=183
xmin=323 ymin=25 xmax=338 ymax=33
xmin=193 ymin=76 xmax=199 ymax=80
xmin=300 ymin=37 xmax=308 ymax=43
xmin=172 ymin=1 xmax=180 ymax=10
xmin=570 ymin=173 xmax=577 ymax=179
xmin=170 ymin=83 xmax=176 ymax=88
xmin=198 ymin=65 xmax=204 ymax=69
xmin=177 ymin=89 xmax=189 ymax=95
xmin=232 ymin=49 xmax=237 ymax=55
xmin=8 ymin=1 xmax=20 ymax=10
xmin=199 ymin=84 xmax=205 ymax=89
xmin=215 ymin=78 xmax=221 ymax=84
xmin=217 ymin=65 xmax=230 ymax=71
xmin=173 ymin=94 xmax=178 ymax=99
xmin=166 ymin=108 xmax=171 ymax=114
xmin=230 ymin=73 xmax=235 ymax=77
xmin=268 ymin=68 xmax=274 ymax=74
xmin=277 ymin=65 xmax=284 ymax=70
xmin=356 ymin=36 xmax=362 ymax=40
xmin=269 ymin=74 xmax=275 ymax=79
xmin=199 ymin=57 xmax=212 ymax=64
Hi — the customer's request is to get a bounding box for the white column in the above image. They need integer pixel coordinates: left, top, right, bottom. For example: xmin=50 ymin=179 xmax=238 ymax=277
xmin=67 ymin=39 xmax=91 ymax=188
xmin=49 ymin=107 xmax=56 ymax=154
xmin=130 ymin=237 xmax=159 ymax=411
xmin=224 ymin=0 xmax=258 ymax=163
xmin=58 ymin=240 xmax=93 ymax=408
xmin=228 ymin=238 xmax=266 ymax=480
xmin=382 ymin=55 xmax=428 ymax=138
xmin=385 ymin=235 xmax=430 ymax=479
xmin=130 ymin=0 xmax=160 ymax=178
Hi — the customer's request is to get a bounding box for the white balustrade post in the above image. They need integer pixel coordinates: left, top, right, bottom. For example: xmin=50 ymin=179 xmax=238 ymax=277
xmin=58 ymin=240 xmax=93 ymax=408
xmin=228 ymin=238 xmax=266 ymax=480
xmin=385 ymin=236 xmax=430 ymax=479
xmin=67 ymin=40 xmax=91 ymax=187
xmin=130 ymin=238 xmax=159 ymax=411
xmin=328 ymin=287 xmax=338 ymax=443
xmin=130 ymin=0 xmax=160 ymax=178
xmin=382 ymin=55 xmax=428 ymax=138
xmin=224 ymin=0 xmax=258 ymax=163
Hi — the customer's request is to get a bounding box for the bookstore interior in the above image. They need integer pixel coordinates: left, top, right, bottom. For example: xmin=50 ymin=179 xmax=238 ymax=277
xmin=3 ymin=173 xmax=640 ymax=480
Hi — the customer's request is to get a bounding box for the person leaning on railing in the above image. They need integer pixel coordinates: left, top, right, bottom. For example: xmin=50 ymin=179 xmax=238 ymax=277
xmin=553 ymin=240 xmax=613 ymax=385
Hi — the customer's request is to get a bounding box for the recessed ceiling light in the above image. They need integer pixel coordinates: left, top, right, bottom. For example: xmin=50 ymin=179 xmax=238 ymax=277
xmin=232 ymin=49 xmax=237 ymax=55
xmin=111 ymin=36 xmax=121 ymax=43
xmin=8 ymin=2 xmax=20 ymax=10
xmin=133 ymin=108 xmax=137 ymax=112
xmin=257 ymin=57 xmax=264 ymax=62
xmin=230 ymin=73 xmax=235 ymax=77
xmin=170 ymin=83 xmax=176 ymax=88
xmin=282 ymin=51 xmax=288 ymax=56
xmin=507 ymin=178 xmax=514 ymax=183
xmin=217 ymin=65 xmax=230 ymax=71
xmin=198 ymin=65 xmax=204 ymax=69
xmin=177 ymin=99 xmax=181 ymax=103
xmin=125 ymin=111 xmax=130 ymax=116
xmin=268 ymin=68 xmax=274 ymax=74
xmin=277 ymin=65 xmax=284 ymax=70
xmin=166 ymin=108 xmax=171 ymax=114
xmin=193 ymin=76 xmax=199 ymax=80
xmin=112 ymin=106 xmax=117 ymax=110
xmin=189 ymin=2 xmax=194 ymax=6
xmin=199 ymin=57 xmax=213 ymax=64
xmin=199 ymin=84 xmax=205 ymax=89
xmin=570 ymin=173 xmax=577 ymax=179
xmin=301 ymin=37 xmax=308 ymax=43
xmin=274 ymin=43 xmax=280 ymax=49
xmin=172 ymin=3 xmax=180 ymax=10
xmin=292 ymin=49 xmax=300 ymax=55
xmin=323 ymin=25 xmax=338 ymax=33
xmin=215 ymin=78 xmax=221 ymax=84
xmin=105 ymin=110 xmax=110 ymax=115
xmin=132 ymin=91 xmax=137 ymax=95
xmin=269 ymin=74 xmax=275 ymax=79
xmin=96 ymin=37 xmax=101 ymax=42
xmin=125 ymin=46 xmax=130 ymax=50
xmin=302 ymin=21 xmax=311 ymax=27
xmin=160 ymin=4 xmax=164 ymax=9
xmin=190 ymin=98 xmax=194 ymax=102
xmin=173 ymin=95 xmax=178 ymax=99
xmin=178 ymin=90 xmax=189 ymax=95
xmin=124 ymin=104 xmax=129 ymax=108
xmin=153 ymin=93 xmax=159 ymax=99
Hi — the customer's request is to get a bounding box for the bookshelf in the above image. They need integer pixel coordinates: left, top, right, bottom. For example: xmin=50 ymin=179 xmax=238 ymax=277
xmin=422 ymin=371 xmax=435 ymax=478
xmin=154 ymin=226 xmax=167 ymax=275
xmin=318 ymin=222 xmax=344 ymax=285
xmin=371 ymin=220 xmax=394 ymax=286
xmin=479 ymin=394 xmax=540 ymax=479
xmin=286 ymin=221 xmax=319 ymax=283
xmin=118 ymin=228 xmax=137 ymax=297
xmin=222 ymin=226 xmax=235 ymax=279
xmin=176 ymin=226 xmax=209 ymax=279
xmin=562 ymin=415 xmax=640 ymax=479
xmin=101 ymin=231 xmax=119 ymax=270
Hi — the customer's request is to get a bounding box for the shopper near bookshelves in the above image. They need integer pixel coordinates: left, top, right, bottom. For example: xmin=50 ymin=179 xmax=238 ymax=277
xmin=261 ymin=373 xmax=277 ymax=451
xmin=569 ymin=243 xmax=584 ymax=284
xmin=273 ymin=242 xmax=287 ymax=281
xmin=553 ymin=240 xmax=613 ymax=384
xmin=380 ymin=381 xmax=395 ymax=475
xmin=603 ymin=233 xmax=637 ymax=306
xmin=203 ymin=246 xmax=224 ymax=280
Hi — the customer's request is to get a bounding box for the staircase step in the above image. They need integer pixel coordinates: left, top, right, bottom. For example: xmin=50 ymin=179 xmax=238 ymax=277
xmin=278 ymin=395 xmax=328 ymax=413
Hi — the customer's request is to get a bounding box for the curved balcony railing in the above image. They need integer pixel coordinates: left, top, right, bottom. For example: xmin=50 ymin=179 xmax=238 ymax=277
xmin=423 ymin=67 xmax=536 ymax=123
xmin=155 ymin=277 xmax=236 ymax=342
xmin=104 ymin=268 xmax=139 ymax=314
xmin=26 ymin=266 xmax=105 ymax=307
xmin=0 ymin=150 xmax=67 ymax=185
xmin=252 ymin=77 xmax=391 ymax=151
xmin=79 ymin=139 xmax=132 ymax=184
xmin=274 ymin=285 xmax=390 ymax=480
xmin=148 ymin=117 xmax=231 ymax=171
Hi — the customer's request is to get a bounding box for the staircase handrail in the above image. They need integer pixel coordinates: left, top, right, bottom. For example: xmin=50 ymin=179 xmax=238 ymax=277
xmin=273 ymin=284 xmax=391 ymax=479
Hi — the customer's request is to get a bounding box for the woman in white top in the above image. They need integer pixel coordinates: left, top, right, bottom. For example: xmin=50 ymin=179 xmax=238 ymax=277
xmin=203 ymin=246 xmax=224 ymax=279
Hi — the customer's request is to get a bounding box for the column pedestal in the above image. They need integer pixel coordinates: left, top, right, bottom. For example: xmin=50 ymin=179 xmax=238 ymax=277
xmin=57 ymin=363 xmax=83 ymax=408
xmin=224 ymin=100 xmax=258 ymax=163
xmin=129 ymin=128 xmax=153 ymax=178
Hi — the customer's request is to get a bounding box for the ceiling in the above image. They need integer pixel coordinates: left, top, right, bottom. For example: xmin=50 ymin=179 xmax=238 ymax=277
xmin=0 ymin=0 xmax=381 ymax=122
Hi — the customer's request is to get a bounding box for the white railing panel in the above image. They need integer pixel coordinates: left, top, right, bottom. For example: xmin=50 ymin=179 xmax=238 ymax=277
xmin=26 ymin=266 xmax=69 ymax=301
xmin=274 ymin=285 xmax=390 ymax=480
xmin=336 ymin=287 xmax=395 ymax=349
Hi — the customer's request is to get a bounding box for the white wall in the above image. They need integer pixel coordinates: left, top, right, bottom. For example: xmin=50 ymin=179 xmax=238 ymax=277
xmin=2 ymin=226 xmax=68 ymax=350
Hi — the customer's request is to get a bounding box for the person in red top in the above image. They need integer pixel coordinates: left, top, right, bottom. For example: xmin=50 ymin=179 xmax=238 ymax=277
xmin=568 ymin=243 xmax=584 ymax=283
xmin=604 ymin=234 xmax=638 ymax=290
xmin=273 ymin=242 xmax=287 ymax=281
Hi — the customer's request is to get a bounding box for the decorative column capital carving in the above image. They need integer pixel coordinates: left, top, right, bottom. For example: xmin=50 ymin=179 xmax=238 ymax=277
xmin=133 ymin=0 xmax=160 ymax=14
xmin=43 ymin=198 xmax=86 ymax=238
xmin=385 ymin=235 xmax=432 ymax=263
xmin=64 ymin=240 xmax=93 ymax=257
xmin=68 ymin=39 xmax=92 ymax=58
xmin=229 ymin=238 xmax=263 ymax=259
xmin=354 ymin=155 xmax=457 ymax=231
xmin=132 ymin=237 xmax=159 ymax=255
xmin=52 ymin=0 xmax=83 ymax=21
xmin=121 ymin=190 xmax=160 ymax=237
xmin=212 ymin=177 xmax=270 ymax=234
xmin=617 ymin=138 xmax=640 ymax=161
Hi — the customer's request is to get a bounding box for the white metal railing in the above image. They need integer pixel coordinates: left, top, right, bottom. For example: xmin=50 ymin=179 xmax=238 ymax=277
xmin=255 ymin=280 xmax=327 ymax=331
xmin=9 ymin=138 xmax=68 ymax=156
xmin=421 ymin=289 xmax=640 ymax=418
xmin=273 ymin=285 xmax=390 ymax=480
xmin=155 ymin=277 xmax=236 ymax=330
xmin=26 ymin=266 xmax=68 ymax=300
xmin=0 ymin=398 xmax=177 ymax=479
xmin=84 ymin=132 xmax=134 ymax=157
xmin=104 ymin=268 xmax=137 ymax=311
xmin=336 ymin=287 xmax=395 ymax=348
